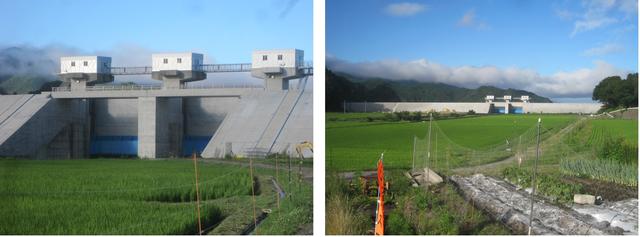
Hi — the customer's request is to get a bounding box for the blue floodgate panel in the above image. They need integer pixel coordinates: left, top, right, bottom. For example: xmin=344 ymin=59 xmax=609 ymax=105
xmin=495 ymin=107 xmax=506 ymax=114
xmin=183 ymin=136 xmax=212 ymax=156
xmin=512 ymin=107 xmax=524 ymax=114
xmin=90 ymin=136 xmax=138 ymax=156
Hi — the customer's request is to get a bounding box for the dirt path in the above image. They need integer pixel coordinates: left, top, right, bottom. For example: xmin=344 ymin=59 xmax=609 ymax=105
xmin=452 ymin=117 xmax=586 ymax=174
xmin=201 ymin=159 xmax=313 ymax=182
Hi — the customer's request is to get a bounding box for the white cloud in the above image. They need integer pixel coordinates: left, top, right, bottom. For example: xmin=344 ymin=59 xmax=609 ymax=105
xmin=457 ymin=9 xmax=490 ymax=30
xmin=326 ymin=55 xmax=630 ymax=98
xmin=565 ymin=0 xmax=637 ymax=37
xmin=618 ymin=0 xmax=639 ymax=15
xmin=571 ymin=17 xmax=618 ymax=36
xmin=582 ymin=43 xmax=624 ymax=56
xmin=555 ymin=9 xmax=576 ymax=20
xmin=385 ymin=2 xmax=427 ymax=17
xmin=0 ymin=43 xmax=260 ymax=85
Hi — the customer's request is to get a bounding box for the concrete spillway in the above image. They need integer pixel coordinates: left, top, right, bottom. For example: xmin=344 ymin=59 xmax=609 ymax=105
xmin=0 ymin=85 xmax=312 ymax=159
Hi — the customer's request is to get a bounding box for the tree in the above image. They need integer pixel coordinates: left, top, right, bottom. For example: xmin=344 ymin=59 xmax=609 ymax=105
xmin=592 ymin=73 xmax=638 ymax=109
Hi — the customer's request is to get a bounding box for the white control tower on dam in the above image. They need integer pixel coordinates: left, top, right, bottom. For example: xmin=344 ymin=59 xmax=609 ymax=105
xmin=0 ymin=49 xmax=312 ymax=159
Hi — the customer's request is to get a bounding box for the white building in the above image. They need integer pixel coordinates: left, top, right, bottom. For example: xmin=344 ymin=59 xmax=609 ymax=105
xmin=251 ymin=49 xmax=305 ymax=90
xmin=252 ymin=49 xmax=304 ymax=69
xmin=59 ymin=56 xmax=113 ymax=90
xmin=60 ymin=56 xmax=111 ymax=74
xmin=151 ymin=52 xmax=203 ymax=72
xmin=151 ymin=52 xmax=206 ymax=89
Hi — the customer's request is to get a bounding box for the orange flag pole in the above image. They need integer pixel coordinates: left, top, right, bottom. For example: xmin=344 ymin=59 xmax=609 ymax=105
xmin=374 ymin=153 xmax=385 ymax=235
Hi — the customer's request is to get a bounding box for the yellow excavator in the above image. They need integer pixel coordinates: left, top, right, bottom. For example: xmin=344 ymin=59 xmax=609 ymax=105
xmin=295 ymin=141 xmax=313 ymax=158
xmin=294 ymin=141 xmax=313 ymax=182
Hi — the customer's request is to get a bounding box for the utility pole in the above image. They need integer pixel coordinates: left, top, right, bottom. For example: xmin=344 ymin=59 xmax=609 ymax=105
xmin=344 ymin=100 xmax=346 ymax=114
xmin=528 ymin=118 xmax=542 ymax=235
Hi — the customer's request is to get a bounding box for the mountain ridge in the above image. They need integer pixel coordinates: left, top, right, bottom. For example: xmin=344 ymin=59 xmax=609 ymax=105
xmin=326 ymin=69 xmax=552 ymax=111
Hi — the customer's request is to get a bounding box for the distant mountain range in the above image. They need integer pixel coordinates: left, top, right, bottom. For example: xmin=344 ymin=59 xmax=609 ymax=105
xmin=0 ymin=46 xmax=60 ymax=95
xmin=0 ymin=74 xmax=60 ymax=94
xmin=326 ymin=69 xmax=552 ymax=111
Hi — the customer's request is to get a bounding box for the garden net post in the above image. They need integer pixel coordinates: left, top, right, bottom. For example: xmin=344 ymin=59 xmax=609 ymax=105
xmin=412 ymin=136 xmax=417 ymax=173
xmin=528 ymin=118 xmax=542 ymax=235
xmin=249 ymin=154 xmax=258 ymax=235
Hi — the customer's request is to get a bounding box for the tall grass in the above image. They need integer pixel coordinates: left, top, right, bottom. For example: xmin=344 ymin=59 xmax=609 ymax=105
xmin=325 ymin=194 xmax=370 ymax=235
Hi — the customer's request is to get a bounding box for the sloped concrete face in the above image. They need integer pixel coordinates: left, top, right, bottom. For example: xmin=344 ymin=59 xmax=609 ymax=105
xmin=201 ymin=82 xmax=313 ymax=158
xmin=0 ymin=94 xmax=86 ymax=158
xmin=202 ymin=90 xmax=288 ymax=158
xmin=271 ymin=90 xmax=313 ymax=156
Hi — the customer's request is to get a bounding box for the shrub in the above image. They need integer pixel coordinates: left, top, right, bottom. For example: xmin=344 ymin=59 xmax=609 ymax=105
xmin=386 ymin=212 xmax=414 ymax=235
xmin=598 ymin=136 xmax=637 ymax=164
xmin=502 ymin=167 xmax=584 ymax=203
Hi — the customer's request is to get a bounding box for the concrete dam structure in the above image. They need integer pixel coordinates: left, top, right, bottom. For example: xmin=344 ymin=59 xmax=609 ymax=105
xmin=346 ymin=95 xmax=602 ymax=114
xmin=0 ymin=49 xmax=312 ymax=159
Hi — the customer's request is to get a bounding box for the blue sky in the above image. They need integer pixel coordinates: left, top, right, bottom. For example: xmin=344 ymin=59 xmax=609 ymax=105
xmin=0 ymin=0 xmax=312 ymax=85
xmin=327 ymin=0 xmax=638 ymax=101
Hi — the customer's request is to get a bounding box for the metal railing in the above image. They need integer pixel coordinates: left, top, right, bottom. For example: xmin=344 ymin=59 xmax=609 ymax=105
xmin=198 ymin=63 xmax=251 ymax=72
xmin=110 ymin=66 xmax=153 ymax=75
xmin=59 ymin=62 xmax=313 ymax=76
xmin=51 ymin=83 xmax=264 ymax=92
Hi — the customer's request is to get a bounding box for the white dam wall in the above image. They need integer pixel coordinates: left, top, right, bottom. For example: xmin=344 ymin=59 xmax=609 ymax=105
xmin=0 ymin=87 xmax=313 ymax=159
xmin=346 ymin=102 xmax=602 ymax=114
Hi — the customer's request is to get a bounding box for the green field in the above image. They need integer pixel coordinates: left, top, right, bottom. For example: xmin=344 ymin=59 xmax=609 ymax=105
xmin=326 ymin=113 xmax=576 ymax=171
xmin=558 ymin=118 xmax=638 ymax=186
xmin=589 ymin=119 xmax=638 ymax=144
xmin=0 ymin=159 xmax=311 ymax=235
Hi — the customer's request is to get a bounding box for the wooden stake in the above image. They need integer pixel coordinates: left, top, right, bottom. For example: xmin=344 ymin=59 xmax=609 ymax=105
xmin=250 ymin=156 xmax=258 ymax=235
xmin=192 ymin=153 xmax=202 ymax=235
xmin=276 ymin=154 xmax=280 ymax=209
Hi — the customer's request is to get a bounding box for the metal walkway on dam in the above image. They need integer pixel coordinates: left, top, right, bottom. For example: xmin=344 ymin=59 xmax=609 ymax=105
xmin=0 ymin=49 xmax=313 ymax=159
